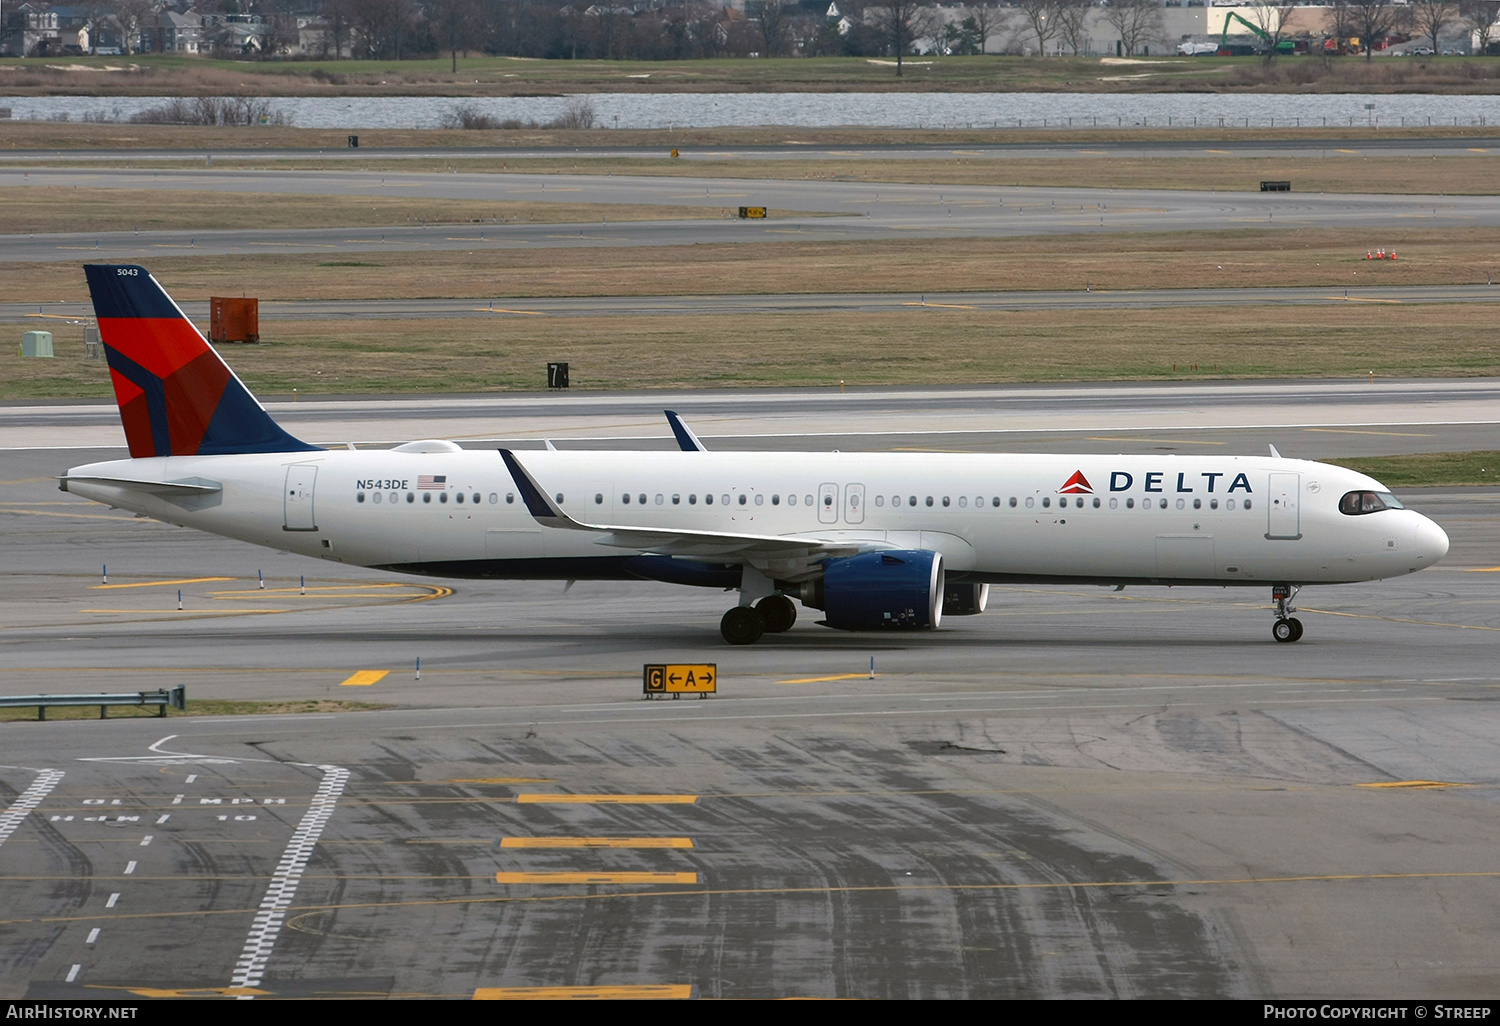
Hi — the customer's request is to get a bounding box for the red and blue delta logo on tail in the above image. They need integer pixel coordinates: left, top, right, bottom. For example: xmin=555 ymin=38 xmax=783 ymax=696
xmin=84 ymin=265 xmax=318 ymax=459
xmin=1057 ymin=470 xmax=1094 ymax=494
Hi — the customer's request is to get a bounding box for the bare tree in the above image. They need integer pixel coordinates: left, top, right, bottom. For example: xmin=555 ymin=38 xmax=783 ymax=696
xmin=1011 ymin=0 xmax=1061 ymax=56
xmin=1103 ymin=0 xmax=1164 ymax=57
xmin=868 ymin=0 xmax=937 ymax=75
xmin=1054 ymin=0 xmax=1092 ymax=56
xmin=111 ymin=0 xmax=156 ymax=55
xmin=756 ymin=0 xmax=792 ymax=57
xmin=1247 ymin=1 xmax=1298 ymax=62
xmin=1345 ymin=0 xmax=1405 ymax=60
xmin=1464 ymin=0 xmax=1500 ymax=52
xmin=967 ymin=3 xmax=999 ymax=54
xmin=1412 ymin=0 xmax=1454 ymax=51
xmin=430 ymin=0 xmax=481 ymax=70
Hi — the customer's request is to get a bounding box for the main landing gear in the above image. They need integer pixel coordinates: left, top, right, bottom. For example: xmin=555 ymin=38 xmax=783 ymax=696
xmin=719 ymin=594 xmax=797 ymax=645
xmin=1271 ymin=584 xmax=1303 ymax=643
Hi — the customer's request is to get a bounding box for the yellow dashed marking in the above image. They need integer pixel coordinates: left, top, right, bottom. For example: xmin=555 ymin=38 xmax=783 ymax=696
xmin=470 ymin=307 xmax=543 ymax=316
xmin=516 ymin=794 xmax=698 ymax=805
xmin=1305 ymin=428 xmax=1431 ymax=437
xmin=495 ymin=872 xmax=699 ymax=885
xmin=901 ymin=301 xmax=976 ymax=310
xmin=501 ymin=837 xmax=694 ymax=849
xmin=1356 ymin=780 xmax=1467 ymax=789
xmin=1085 ymin=436 xmax=1225 ymax=446
xmin=474 ymin=985 xmax=691 ymax=1000
xmin=339 ymin=670 xmax=389 ymax=687
xmin=778 ymin=674 xmax=875 ymax=684
xmin=92 ymin=577 xmax=233 ymax=590
xmin=444 ymin=778 xmax=554 ymax=784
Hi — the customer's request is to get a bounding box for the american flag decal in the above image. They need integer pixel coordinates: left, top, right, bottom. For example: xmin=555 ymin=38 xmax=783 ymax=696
xmin=417 ymin=475 xmax=447 ymax=490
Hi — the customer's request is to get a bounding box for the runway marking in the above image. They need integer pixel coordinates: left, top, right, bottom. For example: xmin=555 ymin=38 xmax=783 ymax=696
xmin=1356 ymin=780 xmax=1467 ymax=789
xmin=113 ymin=987 xmax=268 ymax=999
xmin=1084 ymin=436 xmax=1225 ymax=446
xmin=516 ymin=794 xmax=698 ymax=805
xmin=500 ymin=837 xmax=694 ymax=849
xmin=778 ymin=674 xmax=875 ymax=684
xmin=1332 ymin=296 xmax=1404 ymax=304
xmin=246 ymin=242 xmax=336 ymax=249
xmin=474 ymin=985 xmax=691 ymax=1000
xmin=93 ymin=577 xmax=233 ymax=590
xmin=496 ymin=872 xmax=698 ymax=885
xmin=229 ymin=765 xmax=348 ymax=994
xmin=1304 ymin=428 xmax=1431 ymax=437
xmin=1464 ymin=567 xmax=1500 ymax=572
xmin=21 ymin=866 xmax=1500 ymax=933
xmin=0 ymin=508 xmax=143 ymax=522
xmin=469 ymin=307 xmax=544 ymax=316
xmin=443 ymin=778 xmax=554 ymax=785
xmin=83 ymin=609 xmax=291 ymax=615
xmin=339 ymin=670 xmax=389 ymax=687
xmin=23 ymin=313 xmax=79 ymax=321
xmin=901 ymin=301 xmax=976 ymax=310
xmin=0 ymin=770 xmax=64 ymax=848
xmin=1468 ymin=148 xmax=1490 ymax=153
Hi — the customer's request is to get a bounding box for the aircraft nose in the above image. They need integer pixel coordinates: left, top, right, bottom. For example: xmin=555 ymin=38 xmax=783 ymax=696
xmin=1412 ymin=513 xmax=1450 ymax=564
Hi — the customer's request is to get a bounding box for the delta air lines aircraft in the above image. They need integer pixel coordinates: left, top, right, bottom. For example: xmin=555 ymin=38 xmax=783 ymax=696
xmin=62 ymin=265 xmax=1450 ymax=645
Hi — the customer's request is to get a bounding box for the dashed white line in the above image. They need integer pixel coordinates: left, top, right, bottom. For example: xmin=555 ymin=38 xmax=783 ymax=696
xmin=86 ymin=929 xmax=100 ymax=945
xmin=66 ymin=964 xmax=80 ymax=983
xmin=229 ymin=765 xmax=349 ymax=996
xmin=105 ymin=893 xmax=119 ymax=908
xmin=140 ymin=834 xmax=153 ymax=846
xmin=185 ymin=774 xmax=197 ymax=784
xmin=171 ymin=795 xmax=183 ymax=805
xmin=156 ymin=814 xmax=170 ymax=824
xmin=0 ymin=769 xmax=64 ymax=847
xmin=124 ymin=861 xmax=136 ymax=875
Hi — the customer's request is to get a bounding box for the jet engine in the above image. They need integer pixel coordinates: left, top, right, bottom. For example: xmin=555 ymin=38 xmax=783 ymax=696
xmin=793 ymin=550 xmax=945 ymax=631
xmin=942 ymin=582 xmax=990 ymax=616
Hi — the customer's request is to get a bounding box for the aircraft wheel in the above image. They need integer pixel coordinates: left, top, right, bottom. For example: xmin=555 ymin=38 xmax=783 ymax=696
xmin=756 ymin=595 xmax=797 ymax=634
xmin=1272 ymin=618 xmax=1297 ymax=643
xmin=721 ymin=606 xmax=765 ymax=645
xmin=1287 ymin=617 xmax=1304 ymax=642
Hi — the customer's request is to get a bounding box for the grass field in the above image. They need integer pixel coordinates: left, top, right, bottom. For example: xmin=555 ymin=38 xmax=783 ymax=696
xmin=0 ymin=697 xmax=391 ymax=723
xmin=11 ymin=302 xmax=1497 ymax=400
xmin=7 ymin=227 xmax=1500 ymax=306
xmin=5 ymin=54 xmax=1500 ymax=96
xmin=0 ymin=186 xmax=743 ymax=234
xmin=1330 ymin=451 xmax=1500 ymax=488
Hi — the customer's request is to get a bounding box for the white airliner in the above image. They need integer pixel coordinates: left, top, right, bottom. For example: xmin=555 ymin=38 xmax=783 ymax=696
xmin=62 ymin=265 xmax=1450 ymax=645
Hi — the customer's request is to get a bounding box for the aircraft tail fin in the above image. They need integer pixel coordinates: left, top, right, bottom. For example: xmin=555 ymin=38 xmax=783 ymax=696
xmin=83 ymin=265 xmax=319 ymax=458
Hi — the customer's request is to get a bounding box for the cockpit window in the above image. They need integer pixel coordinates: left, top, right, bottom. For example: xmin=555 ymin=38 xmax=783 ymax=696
xmin=1339 ymin=490 xmax=1405 ymax=516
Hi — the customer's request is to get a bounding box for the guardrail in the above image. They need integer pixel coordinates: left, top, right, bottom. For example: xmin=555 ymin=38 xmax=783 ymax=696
xmin=0 ymin=686 xmax=186 ymax=721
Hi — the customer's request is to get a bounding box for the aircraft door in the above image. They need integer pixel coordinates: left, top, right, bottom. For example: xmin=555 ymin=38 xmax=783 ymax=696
xmin=1266 ymin=472 xmax=1301 ymax=540
xmin=284 ymin=465 xmax=318 ymax=532
xmin=818 ymin=482 xmax=839 ymax=524
xmin=844 ymin=483 xmax=865 ymax=524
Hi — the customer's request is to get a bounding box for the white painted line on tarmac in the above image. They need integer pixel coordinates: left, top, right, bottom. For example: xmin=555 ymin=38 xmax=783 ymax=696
xmin=229 ymin=765 xmax=349 ymax=997
xmin=0 ymin=769 xmax=63 ymax=848
xmin=86 ymin=929 xmax=99 ymax=945
xmin=155 ymin=815 xmax=169 ymax=825
xmin=105 ymin=893 xmax=119 ymax=908
xmin=66 ymin=965 xmax=80 ymax=983
xmin=124 ymin=861 xmax=136 ymax=875
xmin=140 ymin=835 xmax=153 ymax=846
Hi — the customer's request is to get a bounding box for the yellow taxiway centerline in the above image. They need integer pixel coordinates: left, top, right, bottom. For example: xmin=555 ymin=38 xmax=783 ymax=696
xmin=501 ymin=837 xmax=694 ymax=849
xmin=339 ymin=670 xmax=390 ymax=687
xmin=516 ymin=794 xmax=698 ymax=804
xmin=495 ymin=872 xmax=699 ymax=885
xmin=474 ymin=985 xmax=691 ymax=1000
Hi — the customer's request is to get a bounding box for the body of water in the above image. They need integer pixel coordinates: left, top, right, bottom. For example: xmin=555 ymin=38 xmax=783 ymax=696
xmin=2 ymin=91 xmax=1495 ymax=130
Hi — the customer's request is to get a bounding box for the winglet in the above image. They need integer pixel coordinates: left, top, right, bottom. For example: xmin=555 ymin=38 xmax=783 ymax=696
xmin=498 ymin=449 xmax=598 ymax=533
xmin=1269 ymin=444 xmax=1282 ymax=458
xmin=664 ymin=410 xmax=707 ymax=452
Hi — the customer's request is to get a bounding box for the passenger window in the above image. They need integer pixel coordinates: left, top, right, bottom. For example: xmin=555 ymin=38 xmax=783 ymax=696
xmin=1041 ymin=497 xmax=1050 ymax=508
xmin=755 ymin=494 xmax=764 ymax=506
xmin=1126 ymin=498 xmax=1134 ymax=509
xmin=875 ymin=495 xmax=884 ymax=507
xmin=424 ymin=493 xmax=432 ymax=504
xmin=1092 ymin=497 xmax=1100 ymax=508
xmin=706 ymin=494 xmax=714 ymax=505
xmin=639 ymin=494 xmax=647 ymax=505
xmin=673 ymin=494 xmax=681 ymax=505
xmin=772 ymin=494 xmax=780 ymax=505
xmin=407 ymin=493 xmax=415 ymax=504
xmin=976 ymin=496 xmax=983 ymax=507
xmin=440 ymin=493 xmax=448 ymax=504
xmin=788 ymin=494 xmax=797 ymax=506
xmin=1193 ymin=498 xmax=1201 ymax=509
xmin=1159 ymin=498 xmax=1167 ymax=509
xmin=1025 ymin=497 xmax=1034 ymax=508
xmin=555 ymin=493 xmax=564 ymax=504
xmin=893 ymin=495 xmax=901 ymax=507
xmin=740 ymin=494 xmax=749 ymax=506
xmin=655 ymin=494 xmax=664 ymax=505
xmin=1109 ymin=498 xmax=1117 ymax=509
xmin=1175 ymin=498 xmax=1184 ymax=510
xmin=1008 ymin=497 xmax=1016 ymax=508
xmin=689 ymin=494 xmax=697 ymax=505
xmin=455 ymin=493 xmax=463 ymax=504
xmin=1210 ymin=499 xmax=1218 ymax=509
xmin=958 ymin=496 xmax=967 ymax=508
xmin=506 ymin=493 xmax=514 ymax=504
xmin=724 ymin=494 xmax=732 ymax=505
xmin=357 ymin=492 xmax=366 ymax=503
xmin=1227 ymin=499 xmax=1236 ymax=510
xmin=595 ymin=493 xmax=604 ymax=504
xmin=805 ymin=494 xmax=813 ymax=506
xmin=925 ymin=496 xmax=934 ymax=507
xmin=1243 ymin=499 xmax=1252 ymax=510
xmin=472 ymin=493 xmax=480 ymax=504
xmin=942 ymin=496 xmax=950 ymax=507
xmin=490 ymin=493 xmax=498 ymax=504
xmin=622 ymin=494 xmax=631 ymax=504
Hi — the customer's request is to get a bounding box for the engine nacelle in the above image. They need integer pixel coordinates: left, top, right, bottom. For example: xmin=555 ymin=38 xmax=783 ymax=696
xmin=943 ymin=582 xmax=989 ymax=616
xmin=807 ymin=550 xmax=945 ymax=631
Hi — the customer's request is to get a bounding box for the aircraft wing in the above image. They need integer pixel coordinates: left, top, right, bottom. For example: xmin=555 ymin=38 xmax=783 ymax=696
xmin=499 ymin=449 xmax=864 ymax=576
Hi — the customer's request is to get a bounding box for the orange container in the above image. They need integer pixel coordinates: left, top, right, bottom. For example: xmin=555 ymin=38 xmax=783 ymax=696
xmin=209 ymin=297 xmax=259 ymax=344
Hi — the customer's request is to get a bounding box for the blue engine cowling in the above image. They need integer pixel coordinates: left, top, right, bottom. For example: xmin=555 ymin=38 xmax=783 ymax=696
xmin=816 ymin=550 xmax=945 ymax=631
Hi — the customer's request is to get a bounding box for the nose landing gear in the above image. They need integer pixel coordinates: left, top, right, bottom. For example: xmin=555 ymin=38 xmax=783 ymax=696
xmin=1271 ymin=584 xmax=1303 ymax=643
